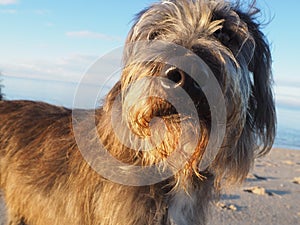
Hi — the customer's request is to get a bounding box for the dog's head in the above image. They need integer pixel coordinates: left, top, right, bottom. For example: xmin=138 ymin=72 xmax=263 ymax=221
xmin=103 ymin=0 xmax=276 ymax=186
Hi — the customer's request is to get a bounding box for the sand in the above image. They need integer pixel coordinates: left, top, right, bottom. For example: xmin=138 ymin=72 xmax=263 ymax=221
xmin=0 ymin=148 xmax=299 ymax=225
xmin=208 ymin=148 xmax=300 ymax=225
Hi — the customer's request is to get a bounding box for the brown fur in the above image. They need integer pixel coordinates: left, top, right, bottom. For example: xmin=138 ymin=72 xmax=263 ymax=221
xmin=0 ymin=1 xmax=275 ymax=225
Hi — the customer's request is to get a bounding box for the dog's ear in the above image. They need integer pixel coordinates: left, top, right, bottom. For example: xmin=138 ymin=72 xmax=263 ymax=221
xmin=238 ymin=10 xmax=276 ymax=156
xmin=212 ymin=9 xmax=276 ymax=185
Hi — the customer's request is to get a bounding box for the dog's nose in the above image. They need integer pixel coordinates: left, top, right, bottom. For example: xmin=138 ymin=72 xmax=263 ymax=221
xmin=163 ymin=67 xmax=185 ymax=88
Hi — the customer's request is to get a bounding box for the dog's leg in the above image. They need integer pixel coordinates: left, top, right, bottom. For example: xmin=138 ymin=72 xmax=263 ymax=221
xmin=6 ymin=213 xmax=26 ymax=225
xmin=4 ymin=195 xmax=27 ymax=225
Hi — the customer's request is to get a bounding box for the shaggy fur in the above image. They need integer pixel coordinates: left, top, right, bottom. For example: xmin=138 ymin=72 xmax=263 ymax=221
xmin=0 ymin=0 xmax=275 ymax=225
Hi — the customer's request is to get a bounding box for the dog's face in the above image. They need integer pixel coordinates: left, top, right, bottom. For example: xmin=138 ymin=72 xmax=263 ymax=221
xmin=104 ymin=0 xmax=276 ymax=185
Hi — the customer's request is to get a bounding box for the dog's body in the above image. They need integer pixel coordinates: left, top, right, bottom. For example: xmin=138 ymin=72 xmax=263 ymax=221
xmin=0 ymin=1 xmax=275 ymax=225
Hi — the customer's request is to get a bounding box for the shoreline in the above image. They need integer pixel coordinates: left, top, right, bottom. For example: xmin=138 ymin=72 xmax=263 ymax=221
xmin=1 ymin=148 xmax=300 ymax=225
xmin=273 ymin=144 xmax=300 ymax=151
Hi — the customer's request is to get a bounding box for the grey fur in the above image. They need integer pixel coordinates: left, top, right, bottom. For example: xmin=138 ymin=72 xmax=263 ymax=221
xmin=0 ymin=1 xmax=275 ymax=224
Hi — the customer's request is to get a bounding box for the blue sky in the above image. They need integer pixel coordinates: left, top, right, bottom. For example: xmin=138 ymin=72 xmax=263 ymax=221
xmin=0 ymin=0 xmax=299 ymax=109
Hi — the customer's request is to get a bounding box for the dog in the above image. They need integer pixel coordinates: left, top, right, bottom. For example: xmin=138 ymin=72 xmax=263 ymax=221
xmin=0 ymin=0 xmax=276 ymax=224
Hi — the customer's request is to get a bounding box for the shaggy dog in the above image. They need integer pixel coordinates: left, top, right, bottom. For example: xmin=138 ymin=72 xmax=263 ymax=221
xmin=0 ymin=0 xmax=275 ymax=224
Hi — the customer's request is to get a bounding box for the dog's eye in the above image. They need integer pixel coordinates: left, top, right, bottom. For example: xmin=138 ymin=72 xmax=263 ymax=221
xmin=148 ymin=31 xmax=160 ymax=40
xmin=214 ymin=29 xmax=231 ymax=44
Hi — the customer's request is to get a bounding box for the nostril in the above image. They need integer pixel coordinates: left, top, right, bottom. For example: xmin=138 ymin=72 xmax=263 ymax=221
xmin=165 ymin=67 xmax=185 ymax=87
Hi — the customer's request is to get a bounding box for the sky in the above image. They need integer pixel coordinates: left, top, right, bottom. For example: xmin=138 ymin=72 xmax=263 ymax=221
xmin=0 ymin=0 xmax=299 ymax=110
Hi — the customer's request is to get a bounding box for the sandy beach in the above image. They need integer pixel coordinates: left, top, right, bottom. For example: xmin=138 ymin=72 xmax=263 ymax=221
xmin=208 ymin=148 xmax=300 ymax=225
xmin=0 ymin=148 xmax=299 ymax=225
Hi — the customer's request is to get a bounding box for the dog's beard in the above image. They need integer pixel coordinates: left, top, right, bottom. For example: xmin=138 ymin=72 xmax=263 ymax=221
xmin=108 ymin=73 xmax=211 ymax=184
xmin=114 ymin=59 xmax=252 ymax=183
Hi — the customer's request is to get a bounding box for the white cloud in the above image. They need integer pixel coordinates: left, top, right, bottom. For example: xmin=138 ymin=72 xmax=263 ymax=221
xmin=275 ymin=76 xmax=300 ymax=89
xmin=34 ymin=9 xmax=50 ymax=15
xmin=66 ymin=30 xmax=121 ymax=41
xmin=0 ymin=54 xmax=121 ymax=107
xmin=0 ymin=9 xmax=17 ymax=14
xmin=0 ymin=53 xmax=121 ymax=86
xmin=45 ymin=22 xmax=55 ymax=27
xmin=0 ymin=55 xmax=91 ymax=83
xmin=275 ymin=85 xmax=300 ymax=109
xmin=0 ymin=0 xmax=18 ymax=5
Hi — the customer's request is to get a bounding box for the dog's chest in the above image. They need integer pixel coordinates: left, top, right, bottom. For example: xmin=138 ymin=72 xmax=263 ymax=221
xmin=167 ymin=190 xmax=197 ymax=225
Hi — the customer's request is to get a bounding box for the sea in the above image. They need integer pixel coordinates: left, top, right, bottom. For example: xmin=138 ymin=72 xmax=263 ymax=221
xmin=1 ymin=75 xmax=300 ymax=150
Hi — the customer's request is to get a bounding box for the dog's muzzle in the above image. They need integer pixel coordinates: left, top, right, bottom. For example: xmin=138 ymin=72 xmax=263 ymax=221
xmin=160 ymin=65 xmax=211 ymax=120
